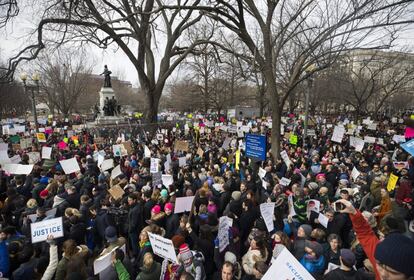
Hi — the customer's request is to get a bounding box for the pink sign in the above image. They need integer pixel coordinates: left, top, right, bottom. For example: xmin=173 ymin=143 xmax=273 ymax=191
xmin=57 ymin=141 xmax=67 ymax=150
xmin=405 ymin=127 xmax=414 ymax=139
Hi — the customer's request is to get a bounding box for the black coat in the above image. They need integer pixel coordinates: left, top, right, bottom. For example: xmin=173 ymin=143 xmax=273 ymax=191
xmin=68 ymin=221 xmax=87 ymax=245
xmin=95 ymin=209 xmax=115 ymax=241
xmin=128 ymin=202 xmax=144 ymax=234
xmin=165 ymin=213 xmax=179 ymax=239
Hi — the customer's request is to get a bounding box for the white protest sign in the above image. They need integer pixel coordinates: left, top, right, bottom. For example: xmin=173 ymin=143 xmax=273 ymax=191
xmin=349 ymin=136 xmax=365 ymax=152
xmin=174 ymin=196 xmax=195 ymax=214
xmin=112 ymin=144 xmax=127 ymax=157
xmin=331 ymin=126 xmax=345 ymax=143
xmin=280 ymin=177 xmax=291 ymax=187
xmin=161 ymin=174 xmax=174 ymax=187
xmin=0 ymin=143 xmax=8 ymax=151
xmin=364 ymin=136 xmax=376 ymax=144
xmin=0 ymin=150 xmax=10 ymax=165
xmin=221 ymin=137 xmax=232 ymax=149
xmin=148 ymin=232 xmax=178 ymax=263
xmin=392 ymin=135 xmax=406 ymax=143
xmin=100 ymin=159 xmax=114 ymax=172
xmin=3 ymin=164 xmax=34 ymax=175
xmin=351 ymin=167 xmax=361 ymax=181
xmin=150 ymin=158 xmax=160 ymax=173
xmin=218 ymin=216 xmax=233 ymax=252
xmin=367 ymin=123 xmax=377 ymax=130
xmin=41 ymin=146 xmax=52 ymax=160
xmin=111 ymin=165 xmax=123 ymax=179
xmin=30 ymin=217 xmax=63 ymax=243
xmin=27 ymin=152 xmax=41 ymax=164
xmin=258 ymin=167 xmax=266 ymax=180
xmin=178 ymin=157 xmax=186 ymax=167
xmin=280 ymin=150 xmax=292 ymax=167
xmin=263 ymin=247 xmax=315 ymax=280
xmin=260 ymin=203 xmax=275 ymax=232
xmin=144 ymin=145 xmax=151 ymax=158
xmin=307 ymin=199 xmax=320 ymax=217
xmin=10 ymin=155 xmax=21 ymax=164
xmin=164 ymin=161 xmax=170 ymax=172
xmin=318 ymin=213 xmax=329 ymax=228
xmin=59 ymin=158 xmax=80 ymax=174
xmin=94 ymin=245 xmax=120 ymax=274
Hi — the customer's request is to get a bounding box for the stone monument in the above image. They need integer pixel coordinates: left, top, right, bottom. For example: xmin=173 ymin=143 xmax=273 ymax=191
xmin=95 ymin=65 xmax=124 ymax=125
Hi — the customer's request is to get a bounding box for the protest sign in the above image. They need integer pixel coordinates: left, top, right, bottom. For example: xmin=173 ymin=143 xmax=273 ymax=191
xmin=258 ymin=167 xmax=266 ymax=180
xmin=218 ymin=216 xmax=233 ymax=252
xmin=41 ymin=146 xmax=52 ymax=160
xmin=196 ymin=147 xmax=204 ymax=157
xmin=364 ymin=136 xmax=376 ymax=144
xmin=112 ymin=144 xmax=127 ymax=157
xmin=30 ymin=217 xmax=63 ymax=243
xmin=386 ymin=174 xmax=399 ymax=192
xmin=148 ymin=232 xmax=178 ymax=263
xmin=3 ymin=164 xmax=34 ymax=175
xmin=100 ymin=159 xmax=114 ymax=171
xmin=401 ymin=139 xmax=414 ymax=156
xmin=405 ymin=127 xmax=414 ymax=139
xmin=111 ymin=165 xmax=123 ymax=179
xmin=164 ymin=161 xmax=170 ymax=172
xmin=20 ymin=138 xmax=32 ymax=149
xmin=351 ymin=167 xmax=361 ymax=181
xmin=280 ymin=150 xmax=292 ymax=167
xmin=122 ymin=141 xmax=133 ymax=154
xmin=108 ymin=185 xmax=125 ymax=200
xmin=331 ymin=126 xmax=345 ymax=143
xmin=349 ymin=136 xmax=365 ymax=152
xmin=263 ymin=247 xmax=315 ymax=280
xmin=144 ymin=145 xmax=151 ymax=158
xmin=36 ymin=133 xmax=47 ymax=143
xmin=174 ymin=140 xmax=189 ymax=152
xmin=280 ymin=177 xmax=291 ymax=187
xmin=221 ymin=137 xmax=232 ymax=149
xmin=260 ymin=203 xmax=275 ymax=232
xmin=318 ymin=213 xmax=329 ymax=228
xmin=289 ymin=134 xmax=298 ymax=145
xmin=0 ymin=150 xmax=10 ymax=165
xmin=27 ymin=152 xmax=41 ymax=164
xmin=245 ymin=134 xmax=266 ymax=161
xmin=59 ymin=158 xmax=80 ymax=174
xmin=162 ymin=174 xmax=174 ymax=187
xmin=178 ymin=157 xmax=186 ymax=167
xmin=392 ymin=135 xmax=406 ymax=143
xmin=174 ymin=196 xmax=195 ymax=214
xmin=306 ymin=199 xmax=320 ymax=218
xmin=93 ymin=245 xmax=124 ymax=275
xmin=150 ymin=158 xmax=160 ymax=173
xmin=152 ymin=172 xmax=162 ymax=188
xmin=10 ymin=154 xmax=21 ymax=164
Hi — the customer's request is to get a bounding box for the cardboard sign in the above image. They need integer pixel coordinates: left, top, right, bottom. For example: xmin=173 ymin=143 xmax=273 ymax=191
xmin=197 ymin=147 xmax=204 ymax=157
xmin=20 ymin=138 xmax=33 ymax=149
xmin=148 ymin=233 xmax=178 ymax=263
xmin=260 ymin=203 xmax=275 ymax=232
xmin=174 ymin=196 xmax=195 ymax=214
xmin=100 ymin=159 xmax=114 ymax=171
xmin=121 ymin=141 xmax=133 ymax=154
xmin=30 ymin=217 xmax=64 ymax=243
xmin=263 ymin=247 xmax=315 ymax=280
xmin=59 ymin=158 xmax=80 ymax=174
xmin=108 ymin=185 xmax=125 ymax=200
xmin=174 ymin=140 xmax=189 ymax=152
xmin=386 ymin=174 xmax=398 ymax=192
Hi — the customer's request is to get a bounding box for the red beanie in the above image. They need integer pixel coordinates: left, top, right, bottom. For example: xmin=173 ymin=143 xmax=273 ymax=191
xmin=39 ymin=189 xmax=49 ymax=198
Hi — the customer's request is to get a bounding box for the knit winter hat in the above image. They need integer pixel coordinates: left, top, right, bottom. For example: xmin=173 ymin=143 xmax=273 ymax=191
xmin=160 ymin=189 xmax=168 ymax=198
xmin=164 ymin=202 xmax=173 ymax=212
xmin=224 ymin=251 xmax=237 ymax=264
xmin=305 ymin=240 xmax=323 ymax=258
xmin=39 ymin=189 xmax=49 ymax=198
xmin=374 ymin=233 xmax=414 ymax=277
xmin=299 ymin=224 xmax=312 ymax=237
xmin=179 ymin=244 xmax=193 ymax=263
xmin=151 ymin=205 xmax=161 ymax=215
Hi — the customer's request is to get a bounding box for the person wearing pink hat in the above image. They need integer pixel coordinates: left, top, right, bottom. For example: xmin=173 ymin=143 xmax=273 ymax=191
xmin=164 ymin=202 xmax=179 ymax=238
xmin=149 ymin=205 xmax=166 ymax=228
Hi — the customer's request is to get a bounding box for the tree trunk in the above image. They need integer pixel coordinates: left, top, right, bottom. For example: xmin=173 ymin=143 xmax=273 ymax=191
xmin=145 ymin=89 xmax=162 ymax=138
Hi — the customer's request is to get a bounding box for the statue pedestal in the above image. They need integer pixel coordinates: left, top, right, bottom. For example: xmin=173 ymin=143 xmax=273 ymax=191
xmin=99 ymin=87 xmax=115 ymax=114
xmin=95 ymin=115 xmax=126 ymax=125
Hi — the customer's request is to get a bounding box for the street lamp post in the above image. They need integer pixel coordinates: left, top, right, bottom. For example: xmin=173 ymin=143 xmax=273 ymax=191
xmin=304 ymin=65 xmax=316 ymax=147
xmin=21 ymin=73 xmax=40 ymax=132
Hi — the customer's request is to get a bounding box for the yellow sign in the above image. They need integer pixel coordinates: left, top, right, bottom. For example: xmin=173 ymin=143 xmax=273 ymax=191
xmin=289 ymin=134 xmax=298 ymax=145
xmin=36 ymin=133 xmax=46 ymax=143
xmin=386 ymin=174 xmax=399 ymax=192
xmin=187 ymin=113 xmax=193 ymax=119
xmin=235 ymin=149 xmax=240 ymax=170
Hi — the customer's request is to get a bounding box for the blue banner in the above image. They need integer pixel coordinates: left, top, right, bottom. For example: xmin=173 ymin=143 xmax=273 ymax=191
xmin=401 ymin=138 xmax=414 ymax=156
xmin=245 ymin=134 xmax=267 ymax=161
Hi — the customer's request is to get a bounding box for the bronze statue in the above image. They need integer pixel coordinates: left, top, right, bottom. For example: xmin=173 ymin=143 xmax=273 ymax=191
xmin=100 ymin=65 xmax=112 ymax=87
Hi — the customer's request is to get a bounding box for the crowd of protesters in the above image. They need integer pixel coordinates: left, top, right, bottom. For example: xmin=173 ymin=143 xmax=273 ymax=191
xmin=0 ymin=112 xmax=413 ymax=280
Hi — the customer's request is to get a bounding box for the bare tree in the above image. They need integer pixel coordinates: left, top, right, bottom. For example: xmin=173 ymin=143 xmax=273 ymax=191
xmin=3 ymin=0 xmax=210 ymax=129
xmin=36 ymin=49 xmax=92 ymax=117
xmin=0 ymin=67 xmax=30 ymax=118
xmin=173 ymin=0 xmax=414 ymax=159
xmin=0 ymin=0 xmax=18 ymax=28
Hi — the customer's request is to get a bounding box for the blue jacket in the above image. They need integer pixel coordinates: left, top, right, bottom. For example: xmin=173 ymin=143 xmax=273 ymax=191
xmin=0 ymin=242 xmax=9 ymax=277
xmin=300 ymin=255 xmax=325 ymax=274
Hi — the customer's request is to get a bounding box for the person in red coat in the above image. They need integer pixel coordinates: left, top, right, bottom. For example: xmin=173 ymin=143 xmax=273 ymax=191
xmin=336 ymin=199 xmax=414 ymax=280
